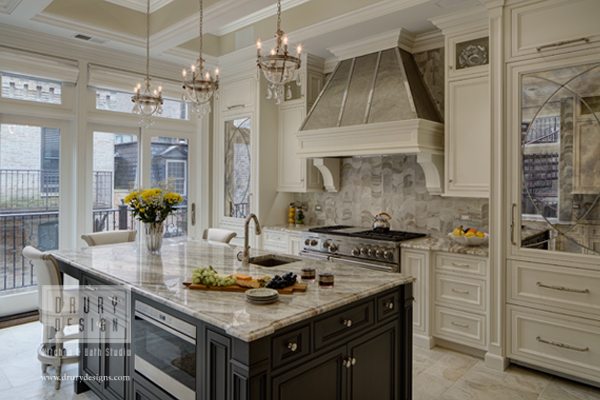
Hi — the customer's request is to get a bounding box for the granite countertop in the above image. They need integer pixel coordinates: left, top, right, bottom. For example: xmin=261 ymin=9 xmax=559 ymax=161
xmin=263 ymin=225 xmax=315 ymax=233
xmin=51 ymin=238 xmax=414 ymax=342
xmin=400 ymin=236 xmax=489 ymax=257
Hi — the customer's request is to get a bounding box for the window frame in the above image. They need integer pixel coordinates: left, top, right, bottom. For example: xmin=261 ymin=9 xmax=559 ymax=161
xmin=165 ymin=159 xmax=188 ymax=197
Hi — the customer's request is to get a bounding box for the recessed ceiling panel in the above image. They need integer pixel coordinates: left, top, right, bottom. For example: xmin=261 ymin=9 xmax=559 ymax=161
xmin=0 ymin=0 xmax=23 ymax=15
xmin=104 ymin=0 xmax=173 ymax=13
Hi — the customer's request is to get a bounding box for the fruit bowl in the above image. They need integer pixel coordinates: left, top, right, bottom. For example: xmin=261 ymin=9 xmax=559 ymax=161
xmin=448 ymin=232 xmax=489 ymax=246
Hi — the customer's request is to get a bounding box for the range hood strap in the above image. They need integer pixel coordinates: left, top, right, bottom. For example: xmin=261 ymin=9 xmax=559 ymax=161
xmin=363 ymin=51 xmax=382 ymax=124
xmin=337 ymin=57 xmax=356 ymax=127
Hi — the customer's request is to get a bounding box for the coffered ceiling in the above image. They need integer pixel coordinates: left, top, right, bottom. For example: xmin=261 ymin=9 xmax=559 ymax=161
xmin=0 ymin=0 xmax=481 ymax=66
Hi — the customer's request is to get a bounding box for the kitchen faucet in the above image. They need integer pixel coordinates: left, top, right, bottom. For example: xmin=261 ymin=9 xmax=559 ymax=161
xmin=237 ymin=213 xmax=262 ymax=266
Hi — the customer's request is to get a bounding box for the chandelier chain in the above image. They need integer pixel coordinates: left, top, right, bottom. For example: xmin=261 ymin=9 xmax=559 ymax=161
xmin=199 ymin=0 xmax=203 ymax=58
xmin=276 ymin=0 xmax=281 ymax=34
xmin=145 ymin=0 xmax=150 ymax=79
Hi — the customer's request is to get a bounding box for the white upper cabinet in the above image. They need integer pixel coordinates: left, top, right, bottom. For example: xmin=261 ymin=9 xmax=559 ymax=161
xmin=219 ymin=76 xmax=256 ymax=112
xmin=432 ymin=10 xmax=491 ymax=198
xmin=446 ymin=76 xmax=490 ymax=197
xmin=507 ymin=0 xmax=600 ymax=61
xmin=277 ymin=100 xmax=322 ymax=192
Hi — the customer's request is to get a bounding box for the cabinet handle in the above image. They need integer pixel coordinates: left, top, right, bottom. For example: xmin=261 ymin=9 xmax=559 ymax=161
xmin=511 ymin=203 xmax=517 ymax=245
xmin=536 ymin=336 xmax=589 ymax=352
xmin=191 ymin=203 xmax=196 ymax=226
xmin=342 ymin=319 xmax=353 ymax=328
xmin=536 ymin=282 xmax=590 ymax=294
xmin=226 ymin=104 xmax=245 ymax=110
xmin=451 ymin=288 xmax=470 ymax=295
xmin=451 ymin=262 xmax=470 ymax=268
xmin=451 ymin=321 xmax=469 ymax=329
xmin=536 ymin=37 xmax=589 ymax=52
xmin=386 ymin=302 xmax=394 ymax=310
xmin=342 ymin=357 xmax=356 ymax=368
xmin=448 ymin=178 xmax=453 ymax=183
xmin=287 ymin=342 xmax=298 ymax=352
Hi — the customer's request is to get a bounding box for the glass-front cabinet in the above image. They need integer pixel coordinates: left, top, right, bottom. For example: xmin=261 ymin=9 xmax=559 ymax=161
xmin=224 ymin=117 xmax=252 ymax=219
xmin=512 ymin=56 xmax=600 ymax=260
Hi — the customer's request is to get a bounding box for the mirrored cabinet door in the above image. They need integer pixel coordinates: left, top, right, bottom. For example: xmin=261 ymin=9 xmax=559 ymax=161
xmin=519 ymin=61 xmax=600 ymax=256
xmin=223 ymin=116 xmax=252 ymax=219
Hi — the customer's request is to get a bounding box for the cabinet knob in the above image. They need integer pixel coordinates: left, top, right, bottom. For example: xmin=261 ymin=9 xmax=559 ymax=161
xmin=343 ymin=357 xmax=356 ymax=368
xmin=386 ymin=302 xmax=394 ymax=310
xmin=287 ymin=342 xmax=298 ymax=352
xmin=449 ymin=179 xmax=453 ymax=183
xmin=351 ymin=357 xmax=357 ymax=366
xmin=342 ymin=319 xmax=353 ymax=328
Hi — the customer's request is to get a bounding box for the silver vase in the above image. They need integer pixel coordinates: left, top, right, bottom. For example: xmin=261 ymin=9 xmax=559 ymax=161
xmin=144 ymin=222 xmax=164 ymax=254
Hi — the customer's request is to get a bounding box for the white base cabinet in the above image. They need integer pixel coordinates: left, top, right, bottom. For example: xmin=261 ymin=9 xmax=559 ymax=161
xmin=401 ymin=248 xmax=489 ymax=351
xmin=260 ymin=228 xmax=304 ymax=256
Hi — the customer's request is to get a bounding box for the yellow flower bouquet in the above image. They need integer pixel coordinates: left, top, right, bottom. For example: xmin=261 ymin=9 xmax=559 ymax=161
xmin=124 ymin=188 xmax=183 ymax=223
xmin=124 ymin=188 xmax=184 ymax=253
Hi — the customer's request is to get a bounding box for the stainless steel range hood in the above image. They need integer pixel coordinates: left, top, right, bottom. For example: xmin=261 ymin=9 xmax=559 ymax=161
xmin=297 ymin=47 xmax=445 ymax=194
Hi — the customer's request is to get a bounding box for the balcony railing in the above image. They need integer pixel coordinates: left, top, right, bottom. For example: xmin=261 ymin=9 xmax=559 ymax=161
xmin=0 ymin=206 xmax=187 ymax=293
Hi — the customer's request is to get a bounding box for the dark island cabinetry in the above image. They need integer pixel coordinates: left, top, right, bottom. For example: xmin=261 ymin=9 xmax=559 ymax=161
xmin=69 ymin=265 xmax=413 ymax=400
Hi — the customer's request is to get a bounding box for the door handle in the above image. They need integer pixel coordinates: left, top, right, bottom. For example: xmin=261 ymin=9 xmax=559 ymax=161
xmin=191 ymin=203 xmax=196 ymax=226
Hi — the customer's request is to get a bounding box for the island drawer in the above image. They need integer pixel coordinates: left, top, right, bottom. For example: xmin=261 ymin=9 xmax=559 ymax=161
xmin=314 ymin=300 xmax=374 ymax=349
xmin=272 ymin=325 xmax=311 ymax=369
xmin=377 ymin=291 xmax=400 ymax=321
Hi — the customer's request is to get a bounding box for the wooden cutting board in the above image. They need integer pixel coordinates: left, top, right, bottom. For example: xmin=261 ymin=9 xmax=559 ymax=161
xmin=183 ymin=281 xmax=307 ymax=294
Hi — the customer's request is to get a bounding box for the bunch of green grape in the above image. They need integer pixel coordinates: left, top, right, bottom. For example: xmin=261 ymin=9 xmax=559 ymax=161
xmin=191 ymin=266 xmax=236 ymax=287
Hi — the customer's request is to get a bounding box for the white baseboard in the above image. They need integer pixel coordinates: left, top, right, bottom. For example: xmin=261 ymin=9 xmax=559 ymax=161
xmin=0 ymin=290 xmax=37 ymax=317
xmin=413 ymin=333 xmax=436 ymax=349
xmin=484 ymin=352 xmax=509 ymax=371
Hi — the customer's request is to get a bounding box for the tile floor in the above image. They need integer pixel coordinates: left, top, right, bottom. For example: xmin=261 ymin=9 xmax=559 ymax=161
xmin=1 ymin=322 xmax=599 ymax=399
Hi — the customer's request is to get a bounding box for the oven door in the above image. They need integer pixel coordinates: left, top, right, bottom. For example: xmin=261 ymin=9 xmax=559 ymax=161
xmin=133 ymin=302 xmax=196 ymax=400
xmin=299 ymin=250 xmax=398 ymax=273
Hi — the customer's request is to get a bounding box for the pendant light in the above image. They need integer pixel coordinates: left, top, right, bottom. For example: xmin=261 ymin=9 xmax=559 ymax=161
xmin=131 ymin=0 xmax=163 ymax=126
xmin=256 ymin=0 xmax=302 ymax=104
xmin=182 ymin=0 xmax=219 ymax=117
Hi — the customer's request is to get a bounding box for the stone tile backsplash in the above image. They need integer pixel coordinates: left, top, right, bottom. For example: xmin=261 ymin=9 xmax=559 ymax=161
xmin=294 ymin=155 xmax=489 ymax=238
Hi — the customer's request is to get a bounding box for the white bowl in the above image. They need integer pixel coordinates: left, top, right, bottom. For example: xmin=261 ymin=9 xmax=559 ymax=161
xmin=447 ymin=232 xmax=489 ymax=246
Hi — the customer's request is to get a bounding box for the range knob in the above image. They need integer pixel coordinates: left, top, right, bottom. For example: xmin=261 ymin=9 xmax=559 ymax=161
xmin=367 ymin=247 xmax=375 ymax=257
xmin=384 ymin=250 xmax=394 ymax=261
xmin=328 ymin=243 xmax=338 ymax=253
xmin=304 ymin=239 xmax=311 ymax=246
xmin=351 ymin=248 xmax=360 ymax=257
xmin=360 ymin=247 xmax=369 ymax=256
xmin=323 ymin=240 xmax=332 ymax=249
xmin=375 ymin=248 xmax=384 ymax=258
xmin=310 ymin=239 xmax=318 ymax=246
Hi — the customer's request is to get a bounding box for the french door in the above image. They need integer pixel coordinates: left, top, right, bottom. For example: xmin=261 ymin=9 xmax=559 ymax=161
xmin=0 ymin=116 xmax=72 ymax=316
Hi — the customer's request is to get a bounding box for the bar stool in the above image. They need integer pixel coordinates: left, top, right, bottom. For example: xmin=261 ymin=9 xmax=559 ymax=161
xmin=81 ymin=229 xmax=137 ymax=246
xmin=22 ymin=246 xmax=79 ymax=389
xmin=202 ymin=228 xmax=237 ymax=244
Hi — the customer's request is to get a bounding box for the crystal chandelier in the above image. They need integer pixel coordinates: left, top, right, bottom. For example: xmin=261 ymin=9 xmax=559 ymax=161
xmin=256 ymin=0 xmax=302 ymax=104
xmin=132 ymin=0 xmax=163 ymax=126
xmin=182 ymin=0 xmax=219 ymax=117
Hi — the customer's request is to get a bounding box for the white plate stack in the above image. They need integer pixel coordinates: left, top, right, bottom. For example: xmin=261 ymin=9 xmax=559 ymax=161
xmin=245 ymin=288 xmax=279 ymax=305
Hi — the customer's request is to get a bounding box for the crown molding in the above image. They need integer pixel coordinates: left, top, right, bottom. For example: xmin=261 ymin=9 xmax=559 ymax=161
xmin=327 ymin=29 xmax=401 ymax=60
xmin=412 ymin=30 xmax=444 ymax=53
xmin=429 ymin=6 xmax=488 ymax=34
xmin=32 ymin=12 xmax=143 ymax=47
xmin=0 ymin=23 xmax=184 ymax=80
xmin=104 ymin=0 xmax=173 ymax=13
xmin=0 ymin=0 xmax=22 ymax=15
xmin=213 ymin=0 xmax=310 ymax=36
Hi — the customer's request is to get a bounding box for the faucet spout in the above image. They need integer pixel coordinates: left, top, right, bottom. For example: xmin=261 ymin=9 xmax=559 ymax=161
xmin=237 ymin=213 xmax=262 ymax=266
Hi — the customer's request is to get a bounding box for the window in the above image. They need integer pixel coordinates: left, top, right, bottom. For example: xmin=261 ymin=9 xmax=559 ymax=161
xmin=40 ymin=128 xmax=60 ymax=196
xmin=1 ymin=73 xmax=62 ymax=104
xmin=151 ymin=136 xmax=188 ymax=237
xmin=166 ymin=160 xmax=187 ymax=196
xmin=95 ymin=89 xmax=188 ymax=120
xmin=224 ymin=117 xmax=251 ymax=219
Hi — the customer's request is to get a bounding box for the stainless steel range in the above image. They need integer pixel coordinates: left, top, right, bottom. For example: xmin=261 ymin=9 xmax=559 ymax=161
xmin=300 ymin=225 xmax=426 ymax=273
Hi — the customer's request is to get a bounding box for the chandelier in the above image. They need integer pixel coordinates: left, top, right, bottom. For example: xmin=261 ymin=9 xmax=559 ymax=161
xmin=256 ymin=0 xmax=302 ymax=104
xmin=132 ymin=0 xmax=163 ymax=126
xmin=182 ymin=0 xmax=219 ymax=117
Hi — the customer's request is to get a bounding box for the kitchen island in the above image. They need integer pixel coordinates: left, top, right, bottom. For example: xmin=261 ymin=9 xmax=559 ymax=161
xmin=52 ymin=238 xmax=414 ymax=400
